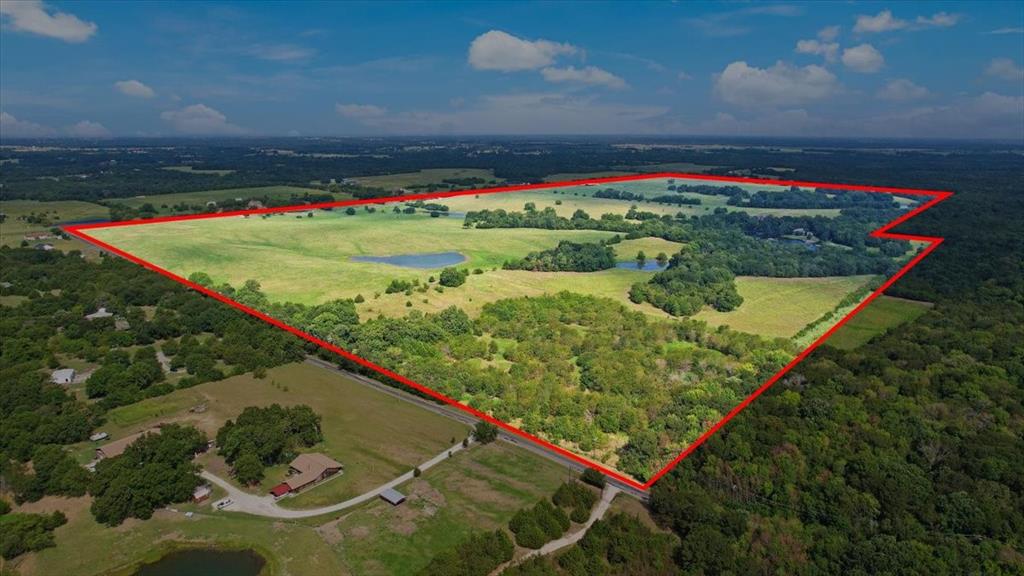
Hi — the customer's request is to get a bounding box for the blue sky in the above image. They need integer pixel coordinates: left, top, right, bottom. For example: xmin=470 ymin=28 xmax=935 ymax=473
xmin=1 ymin=1 xmax=1022 ymax=139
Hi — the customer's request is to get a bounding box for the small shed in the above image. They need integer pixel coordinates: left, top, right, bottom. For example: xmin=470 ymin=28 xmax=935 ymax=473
xmin=379 ymin=488 xmax=406 ymax=506
xmin=193 ymin=485 xmax=212 ymax=503
xmin=269 ymin=483 xmax=290 ymax=498
xmin=85 ymin=307 xmax=113 ymax=320
xmin=51 ymin=368 xmax=76 ymax=385
xmin=89 ymin=432 xmax=109 ymax=442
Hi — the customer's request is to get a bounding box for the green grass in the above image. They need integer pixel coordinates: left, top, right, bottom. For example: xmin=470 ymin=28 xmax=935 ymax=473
xmin=327 ymin=441 xmax=570 ymax=575
xmin=542 ymin=171 xmax=636 ymax=182
xmin=94 ymin=362 xmax=468 ymax=505
xmin=694 ymin=276 xmax=876 ymax=339
xmin=827 ymin=295 xmax=932 ymax=349
xmin=106 ymin=186 xmax=332 ymax=214
xmin=0 ymin=199 xmax=109 ymax=248
xmin=161 ymin=166 xmax=236 ymax=176
xmin=89 ymin=209 xmax=617 ymax=306
xmin=351 ymin=168 xmax=502 ymax=190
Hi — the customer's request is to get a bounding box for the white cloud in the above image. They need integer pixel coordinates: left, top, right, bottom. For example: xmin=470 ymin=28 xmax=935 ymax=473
xmin=540 ymin=66 xmax=627 ymax=89
xmin=246 ymin=44 xmax=315 ymax=62
xmin=159 ymin=104 xmax=244 ymax=135
xmin=877 ymin=79 xmax=930 ymax=101
xmin=677 ymin=71 xmax=693 ymax=81
xmin=817 ymin=25 xmax=840 ymax=42
xmin=795 ymin=39 xmax=839 ymax=63
xmin=468 ymin=30 xmax=577 ymax=71
xmin=114 ymin=80 xmax=156 ymax=98
xmin=66 ymin=120 xmax=110 ymax=138
xmin=842 ymin=44 xmax=884 ymax=73
xmin=714 ymin=61 xmax=838 ymax=108
xmin=0 ymin=111 xmax=56 ymax=137
xmin=854 ymin=9 xmax=960 ymax=33
xmin=915 ymin=12 xmax=960 ymax=28
xmin=987 ymin=27 xmax=1024 ymax=35
xmin=0 ymin=0 xmax=96 ymax=43
xmin=854 ymin=10 xmax=907 ymax=33
xmin=986 ymin=58 xmax=1024 ymax=82
xmin=335 ymin=103 xmax=387 ymax=118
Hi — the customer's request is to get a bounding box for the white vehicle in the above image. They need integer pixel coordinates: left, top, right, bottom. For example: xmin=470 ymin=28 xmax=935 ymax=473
xmin=214 ymin=498 xmax=234 ymax=510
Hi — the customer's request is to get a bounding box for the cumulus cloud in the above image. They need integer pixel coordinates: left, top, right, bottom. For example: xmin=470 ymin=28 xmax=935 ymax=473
xmin=114 ymin=80 xmax=155 ymax=98
xmin=335 ymin=103 xmax=387 ymax=118
xmin=159 ymin=104 xmax=244 ymax=135
xmin=986 ymin=58 xmax=1024 ymax=82
xmin=795 ymin=39 xmax=839 ymax=63
xmin=817 ymin=25 xmax=840 ymax=42
xmin=842 ymin=44 xmax=884 ymax=73
xmin=468 ymin=30 xmax=577 ymax=71
xmin=714 ymin=61 xmax=838 ymax=108
xmin=854 ymin=10 xmax=960 ymax=33
xmin=540 ymin=66 xmax=627 ymax=89
xmin=877 ymin=79 xmax=930 ymax=101
xmin=0 ymin=111 xmax=55 ymax=138
xmin=0 ymin=0 xmax=97 ymax=43
xmin=66 ymin=120 xmax=110 ymax=138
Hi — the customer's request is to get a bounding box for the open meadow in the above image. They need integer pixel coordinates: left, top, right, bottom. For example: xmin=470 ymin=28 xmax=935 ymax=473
xmin=828 ymin=295 xmax=933 ymax=349
xmin=105 ymin=185 xmax=335 ymax=215
xmin=0 ymin=199 xmax=108 ymax=248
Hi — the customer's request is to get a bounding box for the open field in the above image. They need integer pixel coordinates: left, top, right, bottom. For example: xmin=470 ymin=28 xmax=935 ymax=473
xmin=324 ymin=441 xmax=569 ymax=575
xmin=351 ymin=168 xmax=502 ymax=190
xmin=0 ymin=199 xmax=108 ymax=248
xmin=106 ymin=185 xmax=333 ymax=215
xmin=88 ymin=362 xmax=468 ymax=506
xmin=89 ymin=210 xmax=616 ymax=306
xmin=828 ymin=295 xmax=932 ymax=349
xmin=694 ymin=275 xmax=876 ymax=339
xmin=542 ymin=171 xmax=636 ymax=182
xmin=161 ymin=165 xmax=236 ymax=176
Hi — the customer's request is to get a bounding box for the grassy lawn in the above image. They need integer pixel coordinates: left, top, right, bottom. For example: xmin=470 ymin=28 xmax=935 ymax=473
xmin=91 ymin=362 xmax=468 ymax=505
xmin=89 ymin=209 xmax=617 ymax=306
xmin=694 ymin=275 xmax=876 ymax=339
xmin=325 ymin=441 xmax=571 ymax=575
xmin=351 ymin=168 xmax=502 ymax=190
xmin=612 ymin=237 xmax=683 ymax=260
xmin=828 ymin=295 xmax=932 ymax=349
xmin=16 ymin=496 xmax=343 ymax=576
xmin=105 ymin=185 xmax=333 ymax=215
xmin=0 ymin=199 xmax=109 ymax=248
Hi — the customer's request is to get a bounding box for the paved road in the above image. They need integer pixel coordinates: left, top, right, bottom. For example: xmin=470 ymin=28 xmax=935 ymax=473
xmin=304 ymin=357 xmax=650 ymax=502
xmin=203 ymin=438 xmax=467 ymax=519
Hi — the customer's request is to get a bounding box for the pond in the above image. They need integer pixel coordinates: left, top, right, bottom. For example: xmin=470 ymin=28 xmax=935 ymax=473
xmin=615 ymin=260 xmax=668 ymax=272
xmin=350 ymin=251 xmax=467 ymax=268
xmin=134 ymin=548 xmax=266 ymax=576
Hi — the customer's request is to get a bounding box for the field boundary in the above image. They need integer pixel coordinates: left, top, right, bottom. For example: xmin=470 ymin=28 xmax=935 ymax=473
xmin=64 ymin=172 xmax=952 ymax=491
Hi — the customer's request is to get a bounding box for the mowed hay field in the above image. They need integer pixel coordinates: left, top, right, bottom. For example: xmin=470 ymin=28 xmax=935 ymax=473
xmin=93 ymin=362 xmax=468 ymax=506
xmin=694 ymin=275 xmax=876 ymax=339
xmin=88 ymin=209 xmax=616 ymax=305
xmin=0 ymin=199 xmax=108 ymax=248
xmin=828 ymin=295 xmax=932 ymax=349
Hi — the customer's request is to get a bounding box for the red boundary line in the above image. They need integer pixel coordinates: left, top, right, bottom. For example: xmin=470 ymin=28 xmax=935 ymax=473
xmin=64 ymin=172 xmax=951 ymax=491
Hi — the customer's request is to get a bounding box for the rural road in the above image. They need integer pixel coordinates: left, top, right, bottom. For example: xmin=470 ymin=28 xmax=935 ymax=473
xmin=304 ymin=357 xmax=650 ymax=502
xmin=202 ymin=437 xmax=468 ymax=519
xmin=489 ymin=484 xmax=620 ymax=575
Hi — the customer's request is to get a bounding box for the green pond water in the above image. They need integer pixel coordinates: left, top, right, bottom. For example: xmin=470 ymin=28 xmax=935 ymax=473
xmin=134 ymin=548 xmax=266 ymax=576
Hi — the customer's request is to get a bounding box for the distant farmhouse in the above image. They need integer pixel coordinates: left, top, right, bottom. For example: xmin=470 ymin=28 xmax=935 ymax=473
xmin=51 ymin=368 xmax=75 ymax=385
xmin=269 ymin=453 xmax=343 ymax=497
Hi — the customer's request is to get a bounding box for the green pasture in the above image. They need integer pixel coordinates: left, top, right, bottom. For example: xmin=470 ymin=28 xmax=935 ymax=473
xmin=827 ymin=295 xmax=932 ymax=349
xmin=0 ymin=199 xmax=109 ymax=249
xmin=105 ymin=185 xmax=332 ymax=214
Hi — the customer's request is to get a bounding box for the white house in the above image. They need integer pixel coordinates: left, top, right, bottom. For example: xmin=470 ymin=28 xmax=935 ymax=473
xmin=51 ymin=368 xmax=75 ymax=385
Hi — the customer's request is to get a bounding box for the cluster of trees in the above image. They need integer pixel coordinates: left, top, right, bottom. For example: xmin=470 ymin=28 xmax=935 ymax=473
xmin=0 ymin=504 xmax=67 ymax=560
xmin=109 ymin=191 xmax=340 ymax=221
xmin=439 ymin=267 xmax=469 ymax=287
xmin=503 ymin=241 xmax=616 ymax=272
xmin=629 ymin=247 xmax=742 ymax=316
xmin=504 ymin=512 xmax=681 ymax=576
xmin=509 ymin=499 xmax=571 ymax=549
xmin=1 ymin=445 xmax=90 ymax=505
xmin=552 ymin=481 xmax=598 ymax=523
xmin=416 ymin=529 xmax=514 ymax=576
xmin=216 ymin=404 xmax=323 ymax=485
xmin=90 ymin=425 xmax=207 ymax=526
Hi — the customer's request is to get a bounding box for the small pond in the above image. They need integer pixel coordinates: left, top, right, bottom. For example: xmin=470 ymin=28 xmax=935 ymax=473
xmin=615 ymin=260 xmax=668 ymax=271
xmin=350 ymin=251 xmax=467 ymax=268
xmin=134 ymin=548 xmax=266 ymax=576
